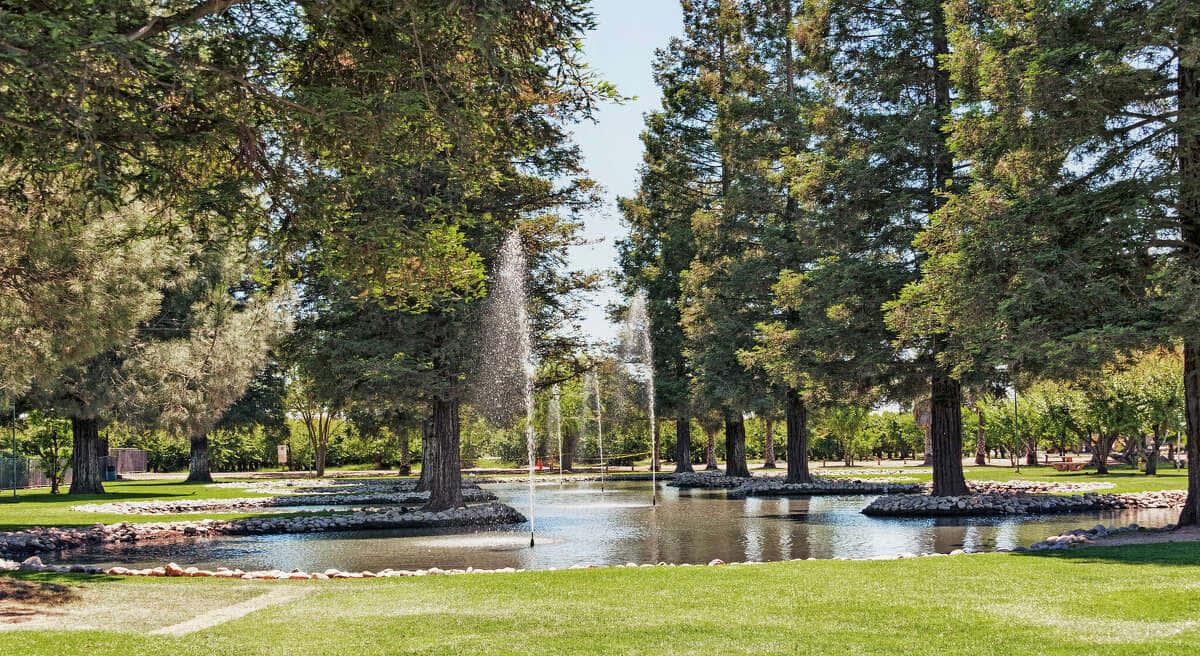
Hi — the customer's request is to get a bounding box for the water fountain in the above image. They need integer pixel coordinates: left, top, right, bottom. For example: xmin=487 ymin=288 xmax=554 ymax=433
xmin=490 ymin=230 xmax=538 ymax=548
xmin=550 ymin=384 xmax=564 ymax=486
xmin=627 ymin=292 xmax=658 ymax=505
xmin=588 ymin=371 xmax=606 ymax=492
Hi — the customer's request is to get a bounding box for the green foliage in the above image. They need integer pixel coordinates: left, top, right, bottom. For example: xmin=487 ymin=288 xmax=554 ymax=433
xmin=21 ymin=413 xmax=71 ymax=493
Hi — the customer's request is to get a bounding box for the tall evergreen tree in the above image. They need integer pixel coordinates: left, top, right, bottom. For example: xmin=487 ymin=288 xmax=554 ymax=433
xmin=122 ymin=243 xmax=291 ymax=483
xmin=766 ymin=0 xmax=970 ymax=494
xmin=891 ymin=0 xmax=1200 ymax=520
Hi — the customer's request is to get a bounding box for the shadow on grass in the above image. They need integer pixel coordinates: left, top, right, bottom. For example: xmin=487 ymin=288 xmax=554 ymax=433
xmin=1016 ymin=541 xmax=1200 ymax=567
xmin=0 ymin=490 xmax=197 ymax=505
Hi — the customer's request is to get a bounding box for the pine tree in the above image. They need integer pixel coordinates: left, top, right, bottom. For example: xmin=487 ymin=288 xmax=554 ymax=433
xmin=773 ymin=0 xmax=969 ymax=494
xmin=891 ymin=0 xmax=1200 ymax=520
xmin=1 ymin=192 xmax=183 ymax=403
xmin=121 ymin=242 xmax=291 ymax=483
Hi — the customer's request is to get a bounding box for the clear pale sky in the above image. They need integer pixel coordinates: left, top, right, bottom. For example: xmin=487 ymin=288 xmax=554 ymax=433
xmin=567 ymin=0 xmax=683 ymax=345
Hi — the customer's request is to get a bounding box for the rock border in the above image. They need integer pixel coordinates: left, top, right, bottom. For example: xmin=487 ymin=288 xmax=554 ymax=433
xmin=4 ymin=521 xmax=1178 ymax=580
xmin=862 ymin=490 xmax=1185 ymax=517
xmin=728 ymin=477 xmax=922 ymax=498
xmin=0 ymin=503 xmax=525 ymax=560
xmin=69 ymin=488 xmax=497 ymax=515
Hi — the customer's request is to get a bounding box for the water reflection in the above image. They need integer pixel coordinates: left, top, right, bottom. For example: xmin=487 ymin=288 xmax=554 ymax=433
xmin=56 ymin=480 xmax=1179 ymax=572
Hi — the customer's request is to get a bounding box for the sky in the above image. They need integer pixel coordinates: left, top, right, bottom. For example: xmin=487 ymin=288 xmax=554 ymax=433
xmin=566 ymin=0 xmax=684 ymax=345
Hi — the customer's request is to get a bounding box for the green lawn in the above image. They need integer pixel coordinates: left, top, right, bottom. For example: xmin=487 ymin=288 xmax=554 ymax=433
xmin=2 ymin=543 xmax=1199 ymax=655
xmin=824 ymin=464 xmax=1191 ymax=494
xmin=0 ymin=480 xmax=312 ymax=532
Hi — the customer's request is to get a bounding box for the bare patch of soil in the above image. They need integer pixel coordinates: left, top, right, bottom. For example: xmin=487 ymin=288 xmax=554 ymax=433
xmin=0 ymin=578 xmax=82 ymax=624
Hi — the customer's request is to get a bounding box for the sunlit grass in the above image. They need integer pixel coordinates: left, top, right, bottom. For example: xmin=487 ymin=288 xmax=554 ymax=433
xmin=3 ymin=543 xmax=1199 ymax=654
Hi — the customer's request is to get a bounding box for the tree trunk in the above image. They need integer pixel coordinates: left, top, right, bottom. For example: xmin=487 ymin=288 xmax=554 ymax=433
xmin=785 ymin=389 xmax=811 ymax=484
xmin=68 ymin=417 xmax=105 ymax=495
xmin=675 ymin=417 xmax=694 ymax=473
xmin=397 ymin=429 xmax=412 ymax=476
xmin=314 ymin=442 xmax=326 ymax=477
xmin=1179 ymin=32 xmax=1199 ymax=525
xmin=185 ymin=433 xmax=213 ymax=483
xmin=974 ymin=406 xmax=987 ymax=466
xmin=922 ymin=428 xmax=932 ymax=466
xmin=724 ymin=413 xmax=750 ymax=478
xmin=926 ymin=5 xmax=968 ymax=497
xmin=705 ymin=427 xmax=719 ymax=471
xmin=1146 ymin=428 xmax=1161 ymax=476
xmin=1095 ymin=434 xmax=1113 ymax=475
xmin=1025 ymin=443 xmax=1038 ymax=467
xmin=930 ymin=365 xmax=969 ymax=496
xmin=423 ymin=397 xmax=463 ymax=511
xmin=1180 ymin=341 xmax=1200 ymax=526
xmin=416 ymin=415 xmax=433 ymax=492
xmin=562 ymin=424 xmax=578 ymax=472
xmin=761 ymin=417 xmax=776 ymax=469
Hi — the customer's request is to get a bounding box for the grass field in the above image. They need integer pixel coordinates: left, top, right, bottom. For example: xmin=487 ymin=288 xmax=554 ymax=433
xmin=2 ymin=543 xmax=1198 ymax=655
xmin=0 ymin=480 xmax=324 ymax=532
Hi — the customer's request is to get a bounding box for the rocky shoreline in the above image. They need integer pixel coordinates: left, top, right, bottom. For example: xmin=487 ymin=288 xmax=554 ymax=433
xmin=3 ymin=521 xmax=1183 ymax=581
xmin=1018 ymin=523 xmax=1167 ymax=551
xmin=69 ymin=488 xmax=497 ymax=515
xmin=669 ymin=472 xmax=759 ymax=489
xmin=862 ymin=490 xmax=1185 ymax=516
xmin=0 ymin=502 xmax=525 ymax=561
xmin=728 ymin=477 xmax=921 ymax=498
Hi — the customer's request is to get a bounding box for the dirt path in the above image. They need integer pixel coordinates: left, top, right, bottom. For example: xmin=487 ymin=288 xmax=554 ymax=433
xmin=148 ymin=587 xmax=308 ymax=636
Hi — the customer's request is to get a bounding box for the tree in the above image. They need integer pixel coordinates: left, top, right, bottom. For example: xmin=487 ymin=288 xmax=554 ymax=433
xmin=123 ymin=244 xmax=291 ymax=482
xmin=892 ymin=0 xmax=1199 ymax=520
xmin=819 ymin=404 xmax=869 ymax=467
xmin=616 ymin=2 xmax=720 ymax=477
xmin=285 ymin=371 xmax=340 ymax=478
xmin=2 ymin=1 xmax=617 ymax=309
xmin=1115 ymin=349 xmax=1184 ymax=475
xmin=0 ymin=194 xmax=183 ymax=403
xmin=674 ymin=0 xmax=775 ymax=479
xmin=23 ymin=222 xmax=203 ymax=494
xmin=23 ymin=413 xmax=71 ymax=494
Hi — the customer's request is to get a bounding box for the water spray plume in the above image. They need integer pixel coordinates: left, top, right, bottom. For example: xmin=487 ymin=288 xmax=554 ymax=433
xmin=491 ymin=230 xmax=538 ymax=548
xmin=589 ymin=371 xmax=606 ymax=493
xmin=628 ymin=292 xmax=657 ymax=506
xmin=551 ymin=384 xmax=564 ymax=486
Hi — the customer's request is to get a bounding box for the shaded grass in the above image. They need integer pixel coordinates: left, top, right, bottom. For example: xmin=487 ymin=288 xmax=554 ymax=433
xmin=2 ymin=543 xmax=1199 ymax=654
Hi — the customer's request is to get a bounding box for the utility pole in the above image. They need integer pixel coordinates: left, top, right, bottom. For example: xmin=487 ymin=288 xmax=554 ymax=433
xmin=1012 ymin=373 xmax=1021 ymax=475
xmin=11 ymin=406 xmax=17 ymax=500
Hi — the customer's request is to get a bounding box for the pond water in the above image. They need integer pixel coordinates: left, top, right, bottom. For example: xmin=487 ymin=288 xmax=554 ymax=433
xmin=54 ymin=480 xmax=1178 ymax=572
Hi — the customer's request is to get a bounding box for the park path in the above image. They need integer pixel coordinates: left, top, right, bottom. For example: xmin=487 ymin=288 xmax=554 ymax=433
xmin=149 ymin=587 xmax=309 ymax=636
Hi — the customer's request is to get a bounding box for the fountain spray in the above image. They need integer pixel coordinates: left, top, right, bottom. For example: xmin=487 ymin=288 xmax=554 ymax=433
xmin=497 ymin=231 xmax=538 ymax=548
xmin=589 ymin=371 xmax=606 ymax=493
xmin=628 ymin=293 xmax=657 ymax=506
xmin=551 ymin=384 xmax=564 ymax=486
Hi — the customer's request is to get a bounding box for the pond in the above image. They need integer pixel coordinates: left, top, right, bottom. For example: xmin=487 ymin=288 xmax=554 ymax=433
xmin=53 ymin=480 xmax=1178 ymax=572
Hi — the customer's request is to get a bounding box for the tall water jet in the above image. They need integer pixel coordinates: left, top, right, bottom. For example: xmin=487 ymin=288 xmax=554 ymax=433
xmin=490 ymin=230 xmax=538 ymax=548
xmin=550 ymin=383 xmax=564 ymax=486
xmin=588 ymin=371 xmax=606 ymax=492
xmin=627 ymin=292 xmax=658 ymax=505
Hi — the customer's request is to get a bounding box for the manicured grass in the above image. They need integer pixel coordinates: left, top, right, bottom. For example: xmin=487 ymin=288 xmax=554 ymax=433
xmin=0 ymin=480 xmax=307 ymax=532
xmin=2 ymin=543 xmax=1199 ymax=654
xmin=824 ymin=464 xmax=1190 ymax=494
